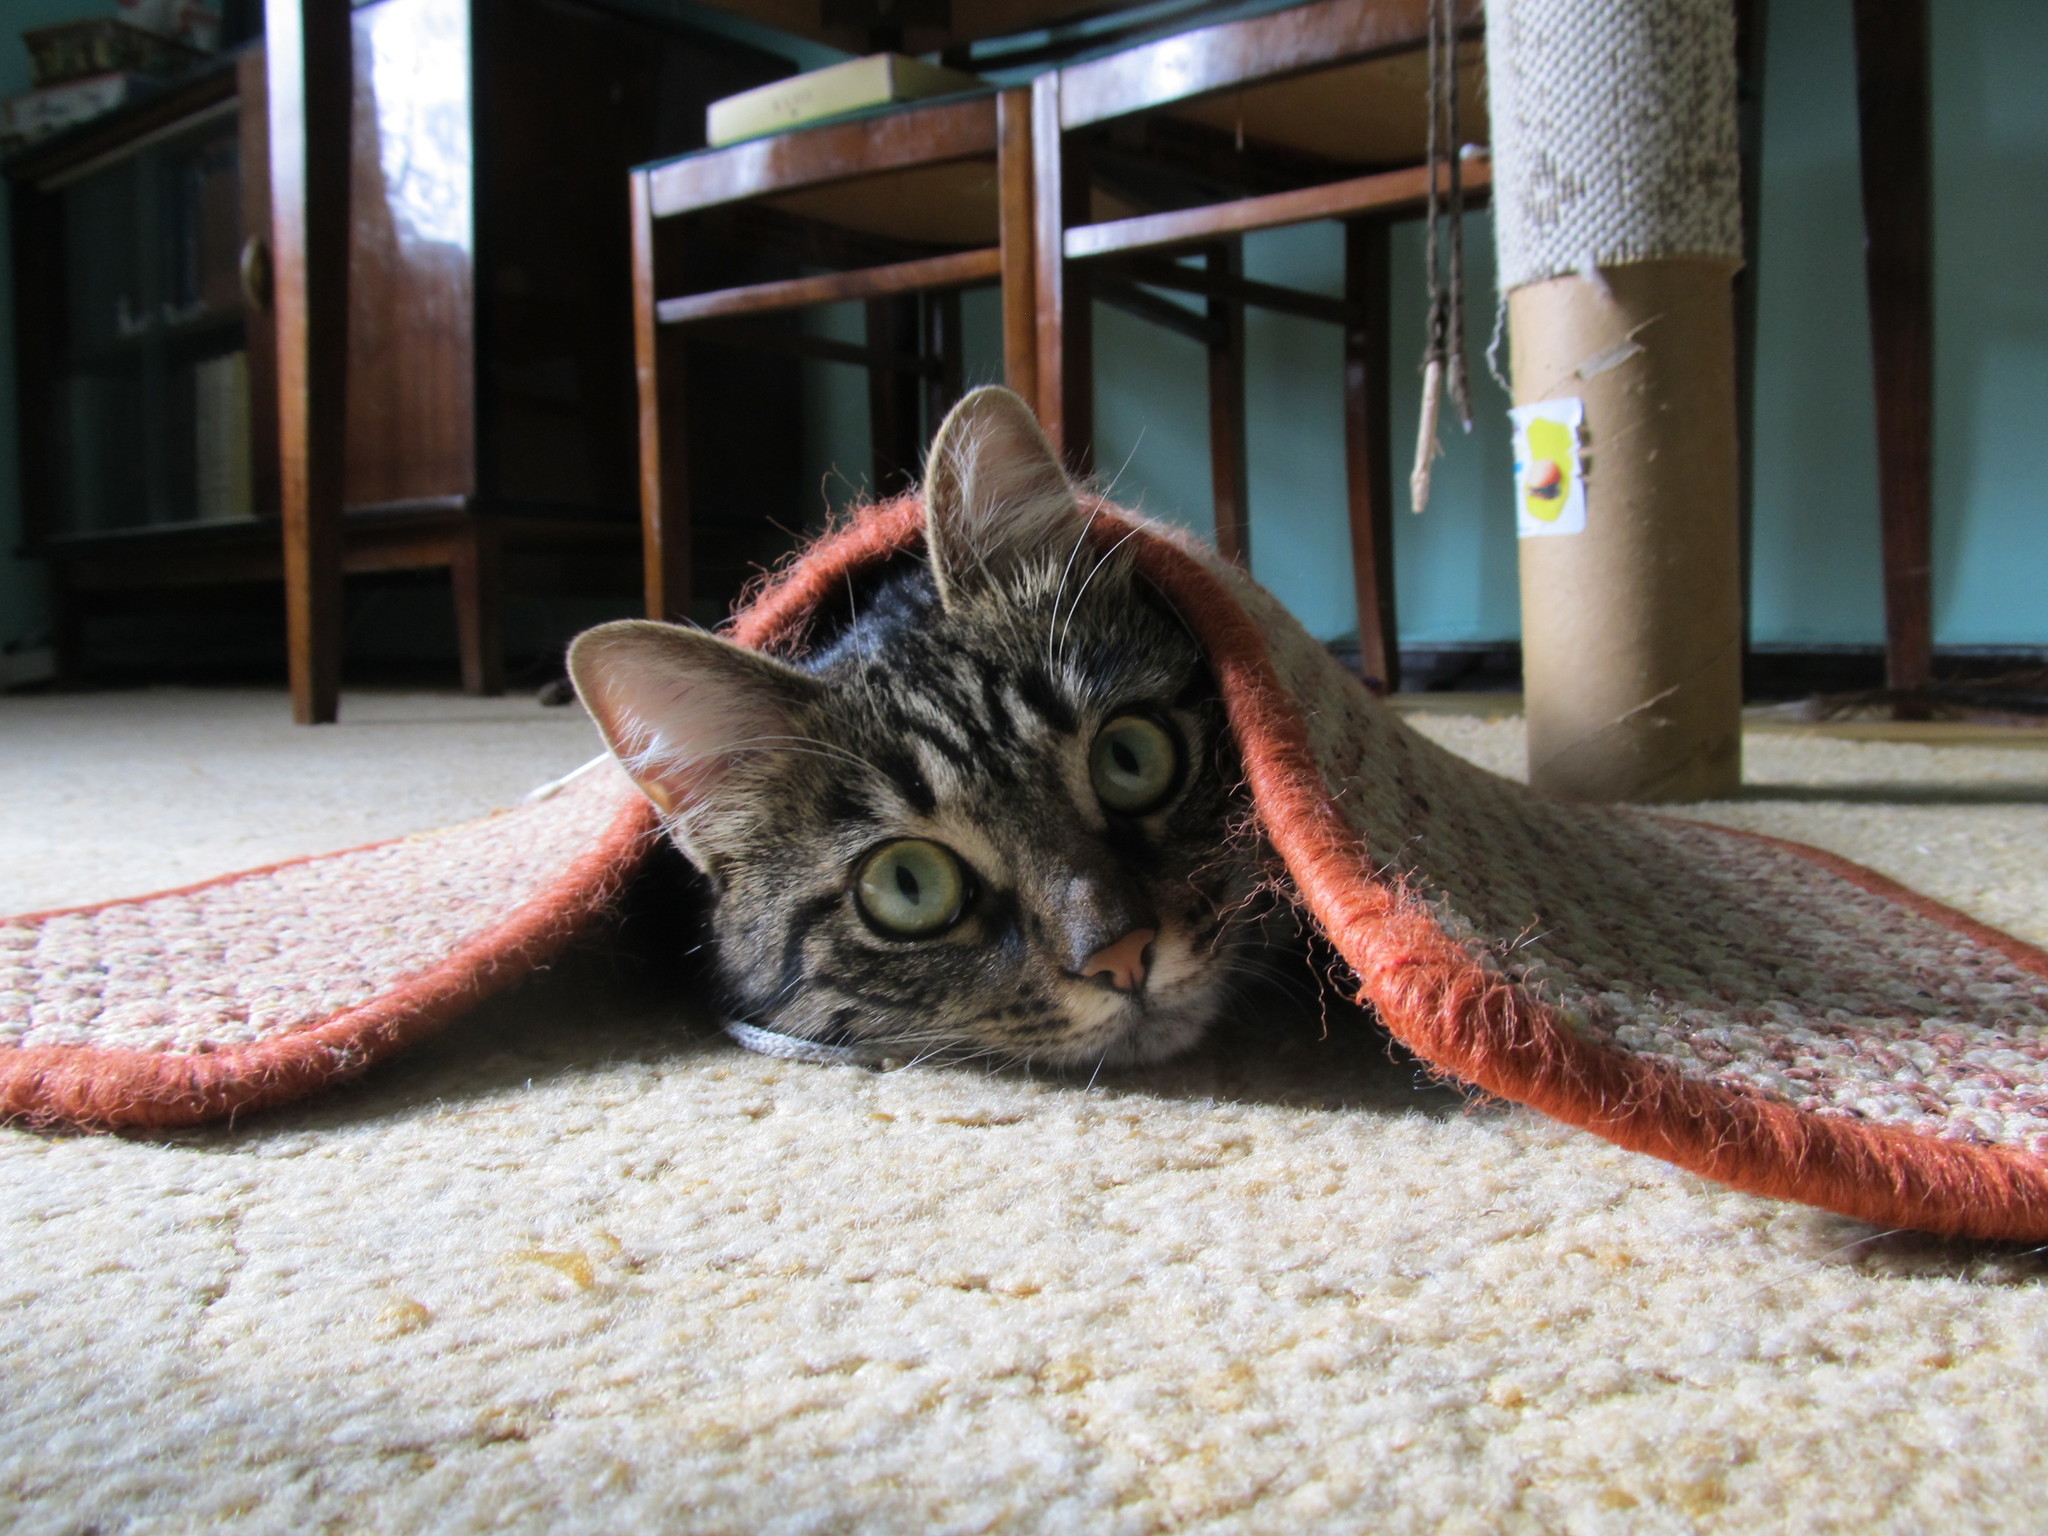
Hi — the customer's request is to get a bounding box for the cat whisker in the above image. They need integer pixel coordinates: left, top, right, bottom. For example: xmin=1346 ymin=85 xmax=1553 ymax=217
xmin=1732 ymin=1228 xmax=1911 ymax=1303
xmin=1084 ymin=1039 xmax=1117 ymax=1091
xmin=715 ymin=734 xmax=887 ymax=778
xmin=954 ymin=1043 xmax=1019 ymax=1070
xmin=1223 ymin=967 xmax=1324 ymax=1007
xmin=1045 ymin=520 xmax=1099 ymax=675
xmin=843 ymin=571 xmax=884 ymax=712
xmin=753 ymin=973 xmax=811 ymax=1010
xmin=1055 ymin=524 xmax=1147 ymax=676
xmin=1094 ymin=426 xmax=1146 ymax=507
xmin=1224 ymin=951 xmax=1321 ymax=985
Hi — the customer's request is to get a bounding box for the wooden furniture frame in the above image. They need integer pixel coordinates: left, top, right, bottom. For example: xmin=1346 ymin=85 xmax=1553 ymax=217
xmin=1851 ymin=0 xmax=1935 ymax=716
xmin=1031 ymin=0 xmax=1484 ymax=691
xmin=670 ymin=0 xmax=1246 ymax=70
xmin=631 ymin=87 xmax=1036 ymax=623
xmin=265 ymin=0 xmax=348 ymax=721
xmin=10 ymin=0 xmax=785 ymax=718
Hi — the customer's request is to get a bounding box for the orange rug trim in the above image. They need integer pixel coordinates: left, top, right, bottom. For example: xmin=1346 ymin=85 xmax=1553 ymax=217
xmin=0 ymin=793 xmax=657 ymax=1130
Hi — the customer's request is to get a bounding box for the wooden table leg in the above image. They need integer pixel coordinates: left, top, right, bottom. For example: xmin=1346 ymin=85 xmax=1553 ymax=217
xmin=632 ymin=169 xmax=691 ymax=624
xmin=1205 ymin=239 xmax=1250 ymax=566
xmin=1343 ymin=218 xmax=1398 ymax=694
xmin=1853 ymin=0 xmax=1935 ymax=718
xmin=265 ymin=0 xmax=348 ymax=724
xmin=451 ymin=521 xmax=504 ymax=697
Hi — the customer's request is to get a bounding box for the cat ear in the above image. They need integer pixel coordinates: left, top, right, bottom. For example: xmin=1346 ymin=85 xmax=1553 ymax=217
xmin=567 ymin=620 xmax=821 ymax=821
xmin=922 ymin=385 xmax=1089 ymax=606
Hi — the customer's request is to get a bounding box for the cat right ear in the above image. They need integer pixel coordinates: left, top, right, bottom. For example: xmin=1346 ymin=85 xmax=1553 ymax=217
xmin=567 ymin=620 xmax=821 ymax=821
xmin=922 ymin=385 xmax=1090 ymax=606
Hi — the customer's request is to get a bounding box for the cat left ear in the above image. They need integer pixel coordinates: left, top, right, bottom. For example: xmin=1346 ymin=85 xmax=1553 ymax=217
xmin=923 ymin=385 xmax=1091 ymax=607
xmin=567 ymin=620 xmax=822 ymax=823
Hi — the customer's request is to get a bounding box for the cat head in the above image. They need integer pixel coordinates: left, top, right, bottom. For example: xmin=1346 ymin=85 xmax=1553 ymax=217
xmin=569 ymin=387 xmax=1264 ymax=1067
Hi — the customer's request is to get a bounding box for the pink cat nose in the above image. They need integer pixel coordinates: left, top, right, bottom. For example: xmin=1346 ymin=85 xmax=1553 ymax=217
xmin=1080 ymin=928 xmax=1156 ymax=995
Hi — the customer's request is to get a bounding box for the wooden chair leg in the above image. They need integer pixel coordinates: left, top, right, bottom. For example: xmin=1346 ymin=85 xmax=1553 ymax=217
xmin=996 ymin=88 xmax=1038 ymax=408
xmin=1205 ymin=240 xmax=1250 ymax=566
xmin=1343 ymin=218 xmax=1399 ymax=694
xmin=1054 ymin=207 xmax=1094 ymax=473
xmin=632 ymin=169 xmax=690 ymax=623
xmin=265 ymin=0 xmax=349 ymax=723
xmin=866 ymin=295 xmax=922 ymax=494
xmin=1852 ymin=0 xmax=1935 ymax=718
xmin=1732 ymin=0 xmax=1770 ymax=687
xmin=923 ymin=289 xmax=965 ymax=440
xmin=1032 ymin=73 xmax=1094 ymax=474
xmin=451 ymin=524 xmax=504 ymax=697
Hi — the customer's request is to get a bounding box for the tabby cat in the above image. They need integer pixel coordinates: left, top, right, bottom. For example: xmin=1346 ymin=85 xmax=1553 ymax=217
xmin=569 ymin=387 xmax=1273 ymax=1068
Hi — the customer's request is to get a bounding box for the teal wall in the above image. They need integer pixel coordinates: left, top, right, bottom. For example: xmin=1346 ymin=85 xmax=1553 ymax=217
xmin=797 ymin=0 xmax=2048 ymax=651
xmin=1750 ymin=0 xmax=2048 ymax=648
xmin=1 ymin=0 xmax=2042 ymax=657
xmin=1925 ymin=1 xmax=2048 ymax=646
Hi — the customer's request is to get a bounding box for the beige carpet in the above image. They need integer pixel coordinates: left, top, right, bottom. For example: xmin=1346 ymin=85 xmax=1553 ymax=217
xmin=4 ymin=687 xmax=2047 ymax=1534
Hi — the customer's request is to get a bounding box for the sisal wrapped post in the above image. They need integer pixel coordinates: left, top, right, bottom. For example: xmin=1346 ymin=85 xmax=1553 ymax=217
xmin=1487 ymin=0 xmax=1745 ymax=802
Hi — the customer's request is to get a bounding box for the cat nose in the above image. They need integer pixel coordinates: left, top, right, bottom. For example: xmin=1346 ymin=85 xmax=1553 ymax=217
xmin=1079 ymin=928 xmax=1156 ymax=995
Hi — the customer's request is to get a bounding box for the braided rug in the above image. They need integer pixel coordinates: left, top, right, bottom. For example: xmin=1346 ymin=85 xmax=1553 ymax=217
xmin=5 ymin=496 xmax=2046 ymax=1238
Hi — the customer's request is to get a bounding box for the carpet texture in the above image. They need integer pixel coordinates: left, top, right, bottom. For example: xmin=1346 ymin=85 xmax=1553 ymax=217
xmin=3 ymin=688 xmax=2047 ymax=1533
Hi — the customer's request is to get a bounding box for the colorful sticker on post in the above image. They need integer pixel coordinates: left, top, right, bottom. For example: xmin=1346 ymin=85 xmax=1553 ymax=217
xmin=1509 ymin=398 xmax=1587 ymax=538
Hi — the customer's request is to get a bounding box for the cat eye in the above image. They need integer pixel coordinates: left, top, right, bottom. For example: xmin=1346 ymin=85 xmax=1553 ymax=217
xmin=1090 ymin=714 xmax=1181 ymax=814
xmin=854 ymin=838 xmax=968 ymax=938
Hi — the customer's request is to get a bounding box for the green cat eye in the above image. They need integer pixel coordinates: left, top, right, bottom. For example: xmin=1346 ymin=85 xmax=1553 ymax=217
xmin=1090 ymin=714 xmax=1181 ymax=814
xmin=854 ymin=838 xmax=968 ymax=938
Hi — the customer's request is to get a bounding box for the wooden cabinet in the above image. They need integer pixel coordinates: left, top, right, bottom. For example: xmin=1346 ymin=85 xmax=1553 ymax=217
xmin=12 ymin=54 xmax=273 ymax=543
xmin=8 ymin=0 xmax=794 ymax=691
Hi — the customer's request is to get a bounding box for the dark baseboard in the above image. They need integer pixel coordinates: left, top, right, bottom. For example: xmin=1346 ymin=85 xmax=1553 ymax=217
xmin=1319 ymin=641 xmax=1524 ymax=693
xmin=1321 ymin=641 xmax=2048 ymax=703
xmin=1741 ymin=645 xmax=2048 ymax=702
xmin=20 ymin=576 xmax=635 ymax=696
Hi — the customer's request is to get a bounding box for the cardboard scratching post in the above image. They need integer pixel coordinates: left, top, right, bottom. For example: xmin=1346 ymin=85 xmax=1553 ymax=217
xmin=1487 ymin=0 xmax=1746 ymax=802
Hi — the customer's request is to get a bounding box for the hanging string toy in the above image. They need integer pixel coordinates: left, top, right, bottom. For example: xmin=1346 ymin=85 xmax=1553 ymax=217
xmin=1411 ymin=0 xmax=1474 ymax=514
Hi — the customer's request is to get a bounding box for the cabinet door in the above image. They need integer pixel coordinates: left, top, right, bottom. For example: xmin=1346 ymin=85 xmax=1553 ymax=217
xmin=343 ymin=0 xmax=478 ymax=508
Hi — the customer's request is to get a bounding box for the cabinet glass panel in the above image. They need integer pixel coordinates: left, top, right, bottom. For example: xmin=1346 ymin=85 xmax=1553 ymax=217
xmin=55 ymin=105 xmax=251 ymax=534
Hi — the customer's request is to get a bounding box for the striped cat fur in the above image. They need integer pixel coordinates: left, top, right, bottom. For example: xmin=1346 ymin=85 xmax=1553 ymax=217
xmin=569 ymin=390 xmax=1282 ymax=1068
